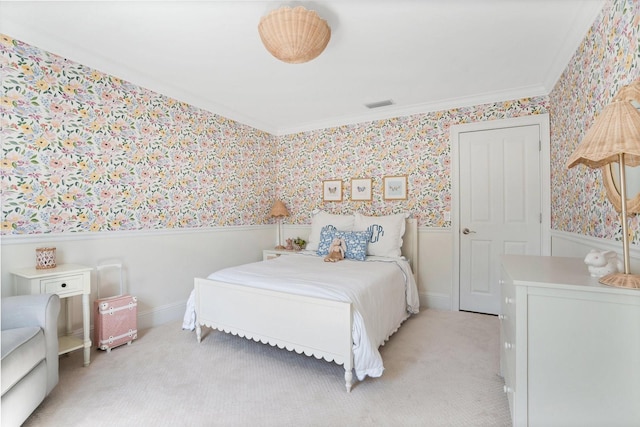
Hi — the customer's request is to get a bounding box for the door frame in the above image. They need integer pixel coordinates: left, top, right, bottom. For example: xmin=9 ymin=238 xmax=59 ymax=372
xmin=450 ymin=114 xmax=552 ymax=311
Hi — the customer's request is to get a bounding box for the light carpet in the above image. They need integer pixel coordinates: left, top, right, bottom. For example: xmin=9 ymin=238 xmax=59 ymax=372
xmin=24 ymin=309 xmax=511 ymax=427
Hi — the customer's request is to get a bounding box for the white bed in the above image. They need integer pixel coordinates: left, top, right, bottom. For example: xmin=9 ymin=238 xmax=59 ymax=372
xmin=194 ymin=217 xmax=418 ymax=392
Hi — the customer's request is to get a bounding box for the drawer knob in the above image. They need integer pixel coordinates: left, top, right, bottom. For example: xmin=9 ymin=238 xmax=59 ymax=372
xmin=504 ymin=297 xmax=513 ymax=304
xmin=504 ymin=342 xmax=513 ymax=350
xmin=61 ymin=283 xmax=67 ymax=288
xmin=503 ymin=385 xmax=512 ymax=393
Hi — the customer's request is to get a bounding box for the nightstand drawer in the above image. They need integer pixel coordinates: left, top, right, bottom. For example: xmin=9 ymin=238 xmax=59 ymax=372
xmin=42 ymin=274 xmax=84 ymax=295
xmin=263 ymin=249 xmax=300 ymax=261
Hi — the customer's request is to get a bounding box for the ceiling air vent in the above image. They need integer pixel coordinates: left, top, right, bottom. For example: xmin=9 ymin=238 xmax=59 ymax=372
xmin=365 ymin=99 xmax=394 ymax=109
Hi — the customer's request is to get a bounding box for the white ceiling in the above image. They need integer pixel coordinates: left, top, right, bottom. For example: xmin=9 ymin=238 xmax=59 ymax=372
xmin=0 ymin=0 xmax=606 ymax=135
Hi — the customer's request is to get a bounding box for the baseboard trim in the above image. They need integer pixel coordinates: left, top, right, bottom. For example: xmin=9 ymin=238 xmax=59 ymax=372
xmin=420 ymin=292 xmax=450 ymax=311
xmin=137 ymin=301 xmax=186 ymax=330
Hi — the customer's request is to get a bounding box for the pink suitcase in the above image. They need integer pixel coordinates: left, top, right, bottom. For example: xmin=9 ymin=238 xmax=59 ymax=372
xmin=94 ymin=263 xmax=137 ymax=352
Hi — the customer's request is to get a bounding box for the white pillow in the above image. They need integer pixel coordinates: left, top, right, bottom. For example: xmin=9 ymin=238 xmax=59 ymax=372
xmin=306 ymin=210 xmax=355 ymax=251
xmin=353 ymin=212 xmax=408 ymax=258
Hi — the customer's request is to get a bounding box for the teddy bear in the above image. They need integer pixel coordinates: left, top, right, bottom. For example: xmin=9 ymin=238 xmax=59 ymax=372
xmin=324 ymin=238 xmax=346 ymax=262
xmin=583 ymin=249 xmax=623 ymax=278
xmin=285 ymin=238 xmax=294 ymax=251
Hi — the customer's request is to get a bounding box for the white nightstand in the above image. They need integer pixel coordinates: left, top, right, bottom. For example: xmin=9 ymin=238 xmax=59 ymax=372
xmin=12 ymin=264 xmax=92 ymax=366
xmin=262 ymin=249 xmax=303 ymax=261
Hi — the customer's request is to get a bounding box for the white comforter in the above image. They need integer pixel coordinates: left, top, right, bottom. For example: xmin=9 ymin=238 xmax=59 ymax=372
xmin=196 ymin=252 xmax=419 ymax=380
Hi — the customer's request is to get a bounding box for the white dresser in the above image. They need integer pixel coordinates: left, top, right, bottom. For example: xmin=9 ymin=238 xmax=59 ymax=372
xmin=500 ymin=255 xmax=640 ymax=427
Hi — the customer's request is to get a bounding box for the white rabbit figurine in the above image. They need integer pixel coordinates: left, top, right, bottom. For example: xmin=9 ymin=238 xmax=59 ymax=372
xmin=583 ymin=249 xmax=623 ymax=278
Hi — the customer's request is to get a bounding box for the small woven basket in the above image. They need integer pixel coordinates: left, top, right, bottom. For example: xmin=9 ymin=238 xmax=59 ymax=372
xmin=35 ymin=247 xmax=57 ymax=269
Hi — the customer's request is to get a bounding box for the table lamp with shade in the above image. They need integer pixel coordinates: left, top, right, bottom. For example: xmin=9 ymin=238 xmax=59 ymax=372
xmin=566 ymin=80 xmax=640 ymax=289
xmin=270 ymin=200 xmax=290 ymax=250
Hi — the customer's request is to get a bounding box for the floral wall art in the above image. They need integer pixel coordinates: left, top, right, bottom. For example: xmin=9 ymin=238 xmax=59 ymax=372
xmin=550 ymin=0 xmax=639 ymax=245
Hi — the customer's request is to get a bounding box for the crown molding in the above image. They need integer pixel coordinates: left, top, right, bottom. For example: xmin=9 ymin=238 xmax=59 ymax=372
xmin=543 ymin=0 xmax=606 ymax=92
xmin=273 ymin=84 xmax=549 ymax=135
xmin=1 ymin=19 xmax=279 ymax=135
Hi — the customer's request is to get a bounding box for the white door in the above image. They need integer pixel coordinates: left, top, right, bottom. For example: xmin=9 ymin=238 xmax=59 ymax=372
xmin=459 ymin=125 xmax=541 ymax=314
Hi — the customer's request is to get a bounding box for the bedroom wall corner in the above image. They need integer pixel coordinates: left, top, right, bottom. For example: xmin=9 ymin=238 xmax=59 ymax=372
xmin=549 ymin=0 xmax=639 ymax=244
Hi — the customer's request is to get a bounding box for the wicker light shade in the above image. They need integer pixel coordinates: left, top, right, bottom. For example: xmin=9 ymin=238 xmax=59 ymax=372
xmin=258 ymin=6 xmax=331 ymax=64
xmin=270 ymin=200 xmax=289 ymax=218
xmin=566 ymin=98 xmax=640 ymax=169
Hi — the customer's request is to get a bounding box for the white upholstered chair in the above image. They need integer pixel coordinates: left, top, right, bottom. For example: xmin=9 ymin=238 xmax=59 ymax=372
xmin=1 ymin=293 xmax=60 ymax=427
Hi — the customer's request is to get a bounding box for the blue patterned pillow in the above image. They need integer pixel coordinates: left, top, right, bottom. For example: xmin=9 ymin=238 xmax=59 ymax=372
xmin=316 ymin=225 xmax=337 ymax=256
xmin=334 ymin=230 xmax=371 ymax=261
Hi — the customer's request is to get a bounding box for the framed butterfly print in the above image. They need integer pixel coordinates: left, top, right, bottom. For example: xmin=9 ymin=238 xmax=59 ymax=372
xmin=351 ymin=178 xmax=372 ymax=201
xmin=322 ymin=179 xmax=343 ymax=202
xmin=383 ymin=175 xmax=408 ymax=200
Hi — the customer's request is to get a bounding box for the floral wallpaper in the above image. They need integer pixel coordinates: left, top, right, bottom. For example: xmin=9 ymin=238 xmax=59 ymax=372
xmin=550 ymin=0 xmax=639 ymax=245
xmin=4 ymin=2 xmax=637 ymax=239
xmin=1 ymin=33 xmax=550 ymax=235
xmin=1 ymin=34 xmax=276 ymax=234
xmin=277 ymin=99 xmax=548 ymax=227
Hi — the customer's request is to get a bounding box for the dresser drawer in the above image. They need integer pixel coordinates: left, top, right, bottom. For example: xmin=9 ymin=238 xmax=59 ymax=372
xmin=41 ymin=274 xmax=84 ymax=295
xmin=500 ymin=271 xmax=518 ymax=422
xmin=500 ymin=278 xmax=517 ymax=345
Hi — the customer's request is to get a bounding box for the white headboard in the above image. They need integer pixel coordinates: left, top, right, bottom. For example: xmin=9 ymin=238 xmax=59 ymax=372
xmin=401 ymin=218 xmax=418 ymax=283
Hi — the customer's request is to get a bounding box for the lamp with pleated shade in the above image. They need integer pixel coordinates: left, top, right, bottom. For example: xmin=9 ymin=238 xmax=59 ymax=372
xmin=567 ymin=80 xmax=640 ymax=289
xmin=270 ymin=200 xmax=290 ymax=249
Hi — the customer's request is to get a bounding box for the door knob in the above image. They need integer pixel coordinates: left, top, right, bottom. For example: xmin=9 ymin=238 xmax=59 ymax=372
xmin=462 ymin=228 xmax=476 ymax=235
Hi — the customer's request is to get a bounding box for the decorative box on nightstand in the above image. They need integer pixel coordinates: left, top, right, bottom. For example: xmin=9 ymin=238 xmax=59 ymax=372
xmin=262 ymin=249 xmax=302 ymax=261
xmin=11 ymin=264 xmax=92 ymax=366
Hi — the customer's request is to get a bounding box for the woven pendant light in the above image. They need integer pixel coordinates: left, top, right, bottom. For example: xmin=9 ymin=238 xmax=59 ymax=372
xmin=258 ymin=6 xmax=331 ymax=64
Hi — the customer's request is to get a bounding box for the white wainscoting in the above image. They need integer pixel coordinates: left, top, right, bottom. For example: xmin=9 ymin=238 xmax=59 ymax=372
xmin=14 ymin=226 xmax=628 ymax=334
xmin=1 ymin=226 xmax=274 ymax=333
xmin=1 ymin=224 xmax=457 ymax=337
xmin=551 ymin=230 xmax=640 ymax=274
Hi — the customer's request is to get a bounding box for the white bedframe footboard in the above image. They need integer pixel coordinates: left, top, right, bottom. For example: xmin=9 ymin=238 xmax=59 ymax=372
xmin=194 ymin=278 xmax=354 ymax=392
